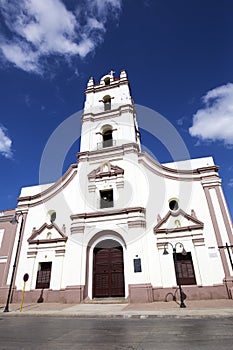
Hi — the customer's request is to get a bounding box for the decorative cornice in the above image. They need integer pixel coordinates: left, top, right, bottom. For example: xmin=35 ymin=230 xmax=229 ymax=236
xmin=70 ymin=206 xmax=146 ymax=234
xmin=0 ymin=209 xmax=16 ymax=223
xmin=88 ymin=161 xmax=124 ymax=180
xmin=71 ymin=206 xmax=145 ymax=220
xmin=139 ymin=152 xmax=220 ymax=182
xmin=82 ymin=104 xmax=134 ymax=123
xmin=28 ymin=222 xmax=67 ymax=244
xmin=78 ymin=142 xmax=140 ymax=163
xmin=197 ymin=166 xmax=219 ymax=174
xmin=84 ymin=79 xmax=128 ymax=94
xmin=154 ymin=209 xmax=204 ymax=233
xmin=17 ymin=164 xmax=77 ymax=207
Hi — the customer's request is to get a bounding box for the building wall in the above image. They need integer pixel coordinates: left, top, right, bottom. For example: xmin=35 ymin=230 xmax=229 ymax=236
xmin=0 ymin=209 xmax=17 ymax=301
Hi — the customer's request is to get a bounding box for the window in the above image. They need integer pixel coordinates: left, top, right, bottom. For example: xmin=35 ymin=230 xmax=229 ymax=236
xmin=36 ymin=262 xmax=52 ymax=289
xmin=100 ymin=189 xmax=113 ymax=208
xmin=0 ymin=229 xmax=4 ymax=247
xmin=103 ymin=129 xmax=113 ymax=148
xmin=174 ymin=252 xmax=196 ymax=285
xmin=48 ymin=210 xmax=56 ymax=223
xmin=169 ymin=199 xmax=179 ymax=211
xmin=103 ymin=95 xmax=111 ymax=111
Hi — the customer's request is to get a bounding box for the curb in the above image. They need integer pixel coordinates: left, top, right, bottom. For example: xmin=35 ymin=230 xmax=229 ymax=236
xmin=2 ymin=311 xmax=233 ymax=319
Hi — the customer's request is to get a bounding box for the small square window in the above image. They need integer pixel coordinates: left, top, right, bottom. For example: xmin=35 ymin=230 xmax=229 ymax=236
xmin=100 ymin=189 xmax=113 ymax=208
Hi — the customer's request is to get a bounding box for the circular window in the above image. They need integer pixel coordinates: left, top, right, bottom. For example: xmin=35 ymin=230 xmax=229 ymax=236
xmin=169 ymin=199 xmax=179 ymax=211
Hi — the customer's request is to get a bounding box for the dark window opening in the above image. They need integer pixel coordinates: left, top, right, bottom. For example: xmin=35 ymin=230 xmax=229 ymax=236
xmin=174 ymin=252 xmax=196 ymax=285
xmin=169 ymin=199 xmax=179 ymax=211
xmin=133 ymin=258 xmax=142 ymax=273
xmin=103 ymin=96 xmax=111 ymax=111
xmin=36 ymin=262 xmax=52 ymax=289
xmin=104 ymin=77 xmax=110 ymax=86
xmin=103 ymin=129 xmax=113 ymax=148
xmin=100 ymin=189 xmax=113 ymax=208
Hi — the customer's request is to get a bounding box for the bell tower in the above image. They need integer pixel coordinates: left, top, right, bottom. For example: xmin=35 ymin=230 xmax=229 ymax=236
xmin=80 ymin=70 xmax=141 ymax=153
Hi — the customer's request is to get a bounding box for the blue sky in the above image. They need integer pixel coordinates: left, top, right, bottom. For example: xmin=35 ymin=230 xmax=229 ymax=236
xmin=0 ymin=0 xmax=233 ymax=218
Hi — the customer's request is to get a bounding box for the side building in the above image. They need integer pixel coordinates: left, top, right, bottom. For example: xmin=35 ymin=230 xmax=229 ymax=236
xmin=0 ymin=209 xmax=17 ymax=302
xmin=1 ymin=70 xmax=233 ymax=304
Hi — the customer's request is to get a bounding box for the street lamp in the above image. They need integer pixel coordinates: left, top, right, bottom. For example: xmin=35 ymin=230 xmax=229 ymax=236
xmin=4 ymin=212 xmax=24 ymax=312
xmin=163 ymin=242 xmax=187 ymax=308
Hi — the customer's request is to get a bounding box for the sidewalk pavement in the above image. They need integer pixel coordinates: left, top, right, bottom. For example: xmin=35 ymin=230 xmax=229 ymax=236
xmin=1 ymin=299 xmax=233 ymax=319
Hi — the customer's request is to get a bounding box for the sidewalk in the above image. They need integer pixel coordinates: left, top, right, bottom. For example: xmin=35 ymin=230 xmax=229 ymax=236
xmin=1 ymin=299 xmax=233 ymax=318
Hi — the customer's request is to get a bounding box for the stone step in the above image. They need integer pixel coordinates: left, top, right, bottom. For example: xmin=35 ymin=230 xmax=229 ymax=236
xmin=84 ymin=297 xmax=128 ymax=304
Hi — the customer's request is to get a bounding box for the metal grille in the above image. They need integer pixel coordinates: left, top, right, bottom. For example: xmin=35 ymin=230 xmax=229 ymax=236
xmin=36 ymin=262 xmax=52 ymax=289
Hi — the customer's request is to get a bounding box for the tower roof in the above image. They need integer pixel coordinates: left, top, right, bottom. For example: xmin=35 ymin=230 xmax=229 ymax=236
xmin=85 ymin=70 xmax=128 ymax=93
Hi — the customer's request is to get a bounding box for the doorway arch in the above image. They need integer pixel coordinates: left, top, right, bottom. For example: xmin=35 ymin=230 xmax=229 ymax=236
xmin=92 ymin=239 xmax=125 ymax=298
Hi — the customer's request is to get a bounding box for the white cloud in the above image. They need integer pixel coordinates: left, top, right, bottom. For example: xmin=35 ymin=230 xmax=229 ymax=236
xmin=189 ymin=83 xmax=233 ymax=145
xmin=0 ymin=0 xmax=122 ymax=73
xmin=87 ymin=0 xmax=122 ymax=19
xmin=228 ymin=179 xmax=233 ymax=188
xmin=0 ymin=126 xmax=13 ymax=159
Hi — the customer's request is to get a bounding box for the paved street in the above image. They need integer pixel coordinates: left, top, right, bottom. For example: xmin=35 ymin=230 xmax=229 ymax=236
xmin=0 ymin=317 xmax=232 ymax=350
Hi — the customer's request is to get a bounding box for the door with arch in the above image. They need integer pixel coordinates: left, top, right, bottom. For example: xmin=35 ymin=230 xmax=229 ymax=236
xmin=93 ymin=242 xmax=125 ymax=298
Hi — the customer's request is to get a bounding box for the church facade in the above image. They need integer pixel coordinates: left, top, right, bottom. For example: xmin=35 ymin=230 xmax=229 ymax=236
xmin=1 ymin=70 xmax=233 ymax=304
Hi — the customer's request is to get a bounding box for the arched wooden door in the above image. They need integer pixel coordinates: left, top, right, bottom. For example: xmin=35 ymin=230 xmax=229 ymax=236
xmin=93 ymin=246 xmax=125 ymax=297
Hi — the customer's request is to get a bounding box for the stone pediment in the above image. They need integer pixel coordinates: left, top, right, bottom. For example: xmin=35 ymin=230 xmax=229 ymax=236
xmin=88 ymin=161 xmax=124 ymax=180
xmin=28 ymin=223 xmax=67 ymax=244
xmin=154 ymin=209 xmax=204 ymax=234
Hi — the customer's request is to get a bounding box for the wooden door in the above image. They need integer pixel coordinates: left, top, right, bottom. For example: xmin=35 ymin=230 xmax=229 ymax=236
xmin=36 ymin=262 xmax=52 ymax=289
xmin=93 ymin=246 xmax=125 ymax=297
xmin=175 ymin=252 xmax=197 ymax=285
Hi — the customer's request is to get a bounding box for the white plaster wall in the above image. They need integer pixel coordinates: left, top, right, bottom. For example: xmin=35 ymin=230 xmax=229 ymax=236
xmin=84 ymin=83 xmax=131 ymax=115
xmin=14 ymin=168 xmax=85 ymax=291
xmin=163 ymin=156 xmax=214 ymax=170
xmin=61 ymin=238 xmax=85 ymax=287
xmin=14 ymin=155 xmax=229 ymax=293
xmin=80 ymin=110 xmax=137 ymax=152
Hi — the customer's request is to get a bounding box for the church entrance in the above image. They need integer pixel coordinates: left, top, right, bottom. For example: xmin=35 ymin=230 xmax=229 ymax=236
xmin=93 ymin=240 xmax=125 ymax=298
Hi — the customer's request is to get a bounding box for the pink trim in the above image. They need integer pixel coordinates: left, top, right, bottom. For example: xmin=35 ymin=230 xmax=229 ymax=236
xmin=204 ymin=187 xmax=231 ymax=277
xmin=139 ymin=152 xmax=219 ymax=177
xmin=154 ymin=209 xmax=204 ymax=233
xmin=128 ymin=284 xmax=153 ymax=303
xmin=0 ymin=284 xmax=230 ymax=304
xmin=84 ymin=246 xmax=90 ymax=299
xmin=71 ymin=206 xmax=145 ymax=220
xmin=78 ymin=142 xmax=139 ymax=161
xmin=153 ymin=285 xmax=228 ymax=301
xmin=81 ymin=105 xmax=134 ymax=123
xmin=11 ymin=212 xmax=28 ymax=299
xmin=85 ymin=79 xmax=129 ymax=94
xmin=17 ymin=165 xmax=77 ymax=207
xmin=88 ymin=162 xmax=124 ymax=180
xmin=215 ymin=187 xmax=233 ymax=245
xmin=0 ymin=209 xmax=17 ymax=288
xmin=28 ymin=223 xmax=67 ymax=244
xmin=6 ymin=285 xmax=85 ymax=304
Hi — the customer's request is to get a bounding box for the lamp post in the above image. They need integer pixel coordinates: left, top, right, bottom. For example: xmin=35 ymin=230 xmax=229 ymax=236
xmin=163 ymin=242 xmax=187 ymax=308
xmin=4 ymin=212 xmax=24 ymax=312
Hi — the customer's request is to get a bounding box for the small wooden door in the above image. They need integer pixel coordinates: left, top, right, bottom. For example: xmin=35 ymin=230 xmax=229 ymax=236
xmin=36 ymin=262 xmax=52 ymax=289
xmin=175 ymin=252 xmax=197 ymax=285
xmin=93 ymin=246 xmax=125 ymax=297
